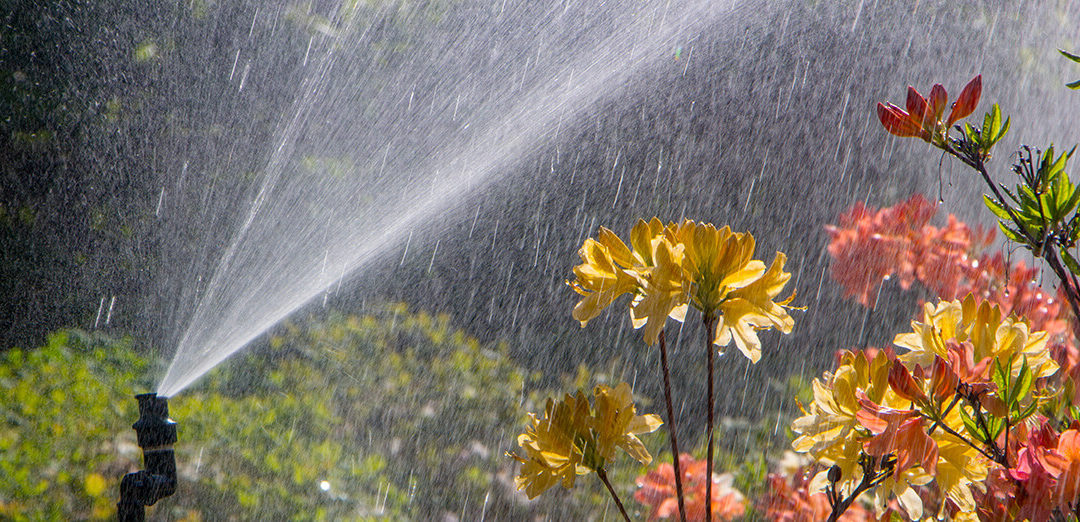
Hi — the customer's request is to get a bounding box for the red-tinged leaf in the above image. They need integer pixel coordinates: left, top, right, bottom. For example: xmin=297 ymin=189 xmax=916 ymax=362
xmin=888 ymin=360 xmax=927 ymax=403
xmin=928 ymin=83 xmax=948 ymax=123
xmin=947 ymin=75 xmax=982 ymax=126
xmin=877 ymin=103 xmax=922 ymax=137
xmin=906 ymin=86 xmax=929 ymax=122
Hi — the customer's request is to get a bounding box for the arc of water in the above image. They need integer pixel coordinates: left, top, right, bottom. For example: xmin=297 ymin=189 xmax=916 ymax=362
xmin=159 ymin=0 xmax=744 ymax=396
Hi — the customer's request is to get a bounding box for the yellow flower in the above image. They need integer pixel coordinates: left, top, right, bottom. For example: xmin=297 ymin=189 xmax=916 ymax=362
xmin=672 ymin=220 xmax=765 ymax=312
xmin=871 ymin=467 xmax=933 ymax=519
xmin=569 ymin=218 xmax=798 ymax=352
xmin=792 ymin=350 xmax=891 ymax=487
xmin=507 ymin=391 xmax=592 ymax=499
xmin=591 ymin=383 xmax=663 ymax=465
xmin=894 ymin=294 xmax=1057 ymax=379
xmin=629 ymin=232 xmax=690 ymax=345
xmin=508 ymin=383 xmax=661 ymax=499
xmin=570 ymin=218 xmax=691 ymax=345
xmin=713 ymin=252 xmax=796 ymax=363
xmin=568 ymin=228 xmax=644 ymax=326
xmin=932 ymin=436 xmax=988 ymax=517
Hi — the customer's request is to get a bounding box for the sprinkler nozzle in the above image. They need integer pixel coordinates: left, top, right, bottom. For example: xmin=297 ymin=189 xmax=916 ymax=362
xmin=117 ymin=393 xmax=177 ymax=522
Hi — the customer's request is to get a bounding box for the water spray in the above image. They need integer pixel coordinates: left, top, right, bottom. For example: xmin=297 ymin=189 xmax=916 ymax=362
xmin=117 ymin=393 xmax=177 ymax=522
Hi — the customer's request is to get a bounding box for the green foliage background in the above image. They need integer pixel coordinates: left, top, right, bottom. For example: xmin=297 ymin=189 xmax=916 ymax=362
xmin=0 ymin=304 xmax=703 ymax=520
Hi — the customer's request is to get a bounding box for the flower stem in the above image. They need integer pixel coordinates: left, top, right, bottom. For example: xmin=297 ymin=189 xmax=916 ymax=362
xmin=703 ymin=313 xmax=718 ymax=522
xmin=597 ymin=468 xmax=631 ymax=522
xmin=943 ymin=142 xmax=1080 ymax=339
xmin=658 ymin=330 xmax=687 ymax=522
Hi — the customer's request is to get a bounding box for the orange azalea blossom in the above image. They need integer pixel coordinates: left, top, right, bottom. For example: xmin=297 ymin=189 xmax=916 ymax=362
xmin=856 ymin=392 xmax=939 ymax=475
xmin=760 ymin=468 xmax=875 ymax=522
xmin=886 ymin=357 xmax=958 ymax=406
xmin=634 ymin=453 xmax=745 ymax=521
xmin=1008 ymin=422 xmax=1061 ymax=522
xmin=876 ymin=75 xmax=981 ymax=144
xmin=825 ymin=194 xmax=993 ymax=307
xmin=1041 ymin=428 xmax=1080 ymax=513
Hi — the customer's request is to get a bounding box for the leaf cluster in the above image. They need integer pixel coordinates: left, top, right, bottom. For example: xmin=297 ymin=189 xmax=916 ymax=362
xmin=961 ymin=103 xmax=1010 ymax=161
xmin=987 ymin=145 xmax=1080 ymax=260
xmin=958 ymin=356 xmax=1038 ymax=465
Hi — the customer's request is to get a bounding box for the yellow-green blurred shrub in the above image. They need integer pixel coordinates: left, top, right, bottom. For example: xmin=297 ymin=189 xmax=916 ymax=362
xmin=0 ymin=305 xmax=569 ymax=520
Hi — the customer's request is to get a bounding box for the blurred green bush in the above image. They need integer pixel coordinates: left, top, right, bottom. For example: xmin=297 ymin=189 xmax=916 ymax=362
xmin=1 ymin=304 xmax=635 ymax=520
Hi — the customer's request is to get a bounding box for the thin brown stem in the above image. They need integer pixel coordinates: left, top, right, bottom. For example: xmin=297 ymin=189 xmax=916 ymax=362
xmin=937 ymin=420 xmax=998 ymax=463
xmin=942 ymin=142 xmax=1080 ymax=339
xmin=926 ymin=394 xmax=961 ymax=436
xmin=658 ymin=330 xmax=687 ymax=522
xmin=827 ymin=460 xmax=893 ymax=522
xmin=597 ymin=468 xmax=631 ymax=522
xmin=703 ymin=313 xmax=718 ymax=522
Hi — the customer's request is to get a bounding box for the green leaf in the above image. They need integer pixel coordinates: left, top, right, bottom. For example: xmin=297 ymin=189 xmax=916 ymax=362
xmin=1016 ymin=401 xmax=1038 ymax=423
xmin=1050 ymin=147 xmax=1069 ymax=177
xmin=995 ymin=116 xmax=1011 ymax=144
xmin=1011 ymin=357 xmax=1033 ymax=406
xmin=965 ymin=122 xmax=979 ymax=144
xmin=1067 ymin=79 xmax=1080 ymax=90
xmin=984 ymin=195 xmax=1013 ymax=221
xmin=992 ymin=358 xmax=1009 ymax=397
xmin=1063 ymin=189 xmax=1080 ymax=220
xmin=1001 ymin=184 xmax=1020 ymax=205
xmin=959 ymin=404 xmax=984 ymax=441
xmin=988 ymin=415 xmax=1005 ymax=440
xmin=998 ymin=222 xmax=1025 ymax=242
xmin=1040 ymin=192 xmax=1055 ymax=223
xmin=1062 ymin=49 xmax=1080 ymax=64
xmin=1063 ymin=249 xmax=1080 ymax=276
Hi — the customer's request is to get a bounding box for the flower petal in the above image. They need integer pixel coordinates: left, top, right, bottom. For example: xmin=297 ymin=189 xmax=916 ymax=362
xmin=877 ymin=103 xmax=923 ymax=137
xmin=946 ymin=74 xmax=981 ymax=127
xmin=928 ymin=84 xmax=948 ymax=123
xmin=905 ymin=86 xmax=930 ymax=122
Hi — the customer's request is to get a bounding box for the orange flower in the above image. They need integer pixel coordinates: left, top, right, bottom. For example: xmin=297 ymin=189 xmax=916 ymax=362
xmin=876 ymin=75 xmax=981 ymax=144
xmin=856 ymin=393 xmax=939 ymax=475
xmin=760 ymin=468 xmax=874 ymax=522
xmin=1043 ymin=429 xmax=1080 ymax=513
xmin=635 ymin=453 xmax=745 ymax=521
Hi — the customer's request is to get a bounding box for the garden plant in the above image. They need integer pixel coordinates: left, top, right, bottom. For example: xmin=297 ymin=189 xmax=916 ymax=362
xmin=506 ymin=50 xmax=1080 ymax=521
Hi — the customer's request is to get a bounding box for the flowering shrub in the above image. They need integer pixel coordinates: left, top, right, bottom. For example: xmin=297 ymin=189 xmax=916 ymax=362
xmin=513 ymin=56 xmax=1080 ymax=521
xmin=771 ymin=65 xmax=1080 ymax=521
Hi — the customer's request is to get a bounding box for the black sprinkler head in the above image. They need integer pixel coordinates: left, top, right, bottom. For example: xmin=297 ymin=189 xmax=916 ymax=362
xmin=118 ymin=393 xmax=178 ymax=522
xmin=132 ymin=393 xmax=178 ymax=448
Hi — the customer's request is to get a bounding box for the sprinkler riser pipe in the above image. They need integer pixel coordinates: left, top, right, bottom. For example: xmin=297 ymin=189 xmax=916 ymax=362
xmin=118 ymin=393 xmax=178 ymax=522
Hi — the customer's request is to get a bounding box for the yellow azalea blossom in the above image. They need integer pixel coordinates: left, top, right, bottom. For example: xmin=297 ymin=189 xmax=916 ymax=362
xmin=714 ymin=252 xmax=797 ymax=363
xmin=507 ymin=390 xmax=593 ymax=499
xmin=569 ymin=217 xmax=797 ymax=351
xmin=569 ymin=229 xmax=644 ymax=326
xmin=932 ymin=436 xmax=988 ymax=517
xmin=591 ymin=383 xmax=663 ymax=465
xmin=894 ymin=294 xmax=1057 ymax=380
xmin=871 ymin=467 xmax=933 ymax=520
xmin=630 ymin=232 xmax=691 ymax=345
xmin=671 ymin=220 xmax=765 ymax=312
xmin=507 ymin=383 xmax=661 ymax=499
xmin=569 ymin=218 xmax=690 ymax=344
xmin=792 ymin=350 xmax=892 ymax=487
